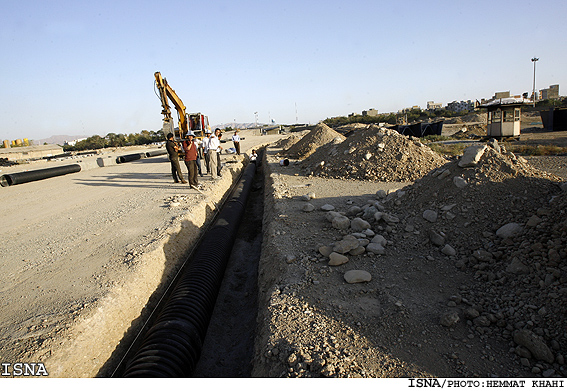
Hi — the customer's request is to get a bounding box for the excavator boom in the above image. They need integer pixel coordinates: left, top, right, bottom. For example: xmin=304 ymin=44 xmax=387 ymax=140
xmin=154 ymin=71 xmax=189 ymax=139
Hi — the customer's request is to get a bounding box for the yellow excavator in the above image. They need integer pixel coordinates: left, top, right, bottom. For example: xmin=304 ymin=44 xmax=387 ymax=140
xmin=154 ymin=71 xmax=209 ymax=140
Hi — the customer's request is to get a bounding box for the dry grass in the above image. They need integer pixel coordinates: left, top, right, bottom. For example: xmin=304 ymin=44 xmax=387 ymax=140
xmin=427 ymin=142 xmax=467 ymax=157
xmin=504 ymin=144 xmax=567 ymax=156
xmin=425 ymin=139 xmax=567 ymax=158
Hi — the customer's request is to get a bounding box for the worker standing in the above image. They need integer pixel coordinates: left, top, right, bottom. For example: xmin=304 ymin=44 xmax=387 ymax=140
xmin=203 ymin=129 xmax=211 ymax=175
xmin=231 ymin=130 xmax=241 ymax=155
xmin=216 ymin=129 xmax=223 ymax=177
xmin=166 ymin=133 xmax=187 ymax=184
xmin=182 ymin=132 xmax=200 ymax=188
xmin=207 ymin=128 xmax=223 ymax=179
xmin=195 ymin=136 xmax=204 ymax=177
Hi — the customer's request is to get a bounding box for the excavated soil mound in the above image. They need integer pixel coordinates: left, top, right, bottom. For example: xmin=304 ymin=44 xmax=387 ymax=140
xmin=335 ymin=123 xmax=369 ymax=135
xmin=274 ymin=134 xmax=302 ymax=151
xmin=284 ymin=123 xmax=345 ymax=160
xmin=383 ymin=143 xmax=567 ymax=364
xmin=301 ymin=125 xmax=448 ymax=182
xmin=461 ymin=113 xmax=486 ymax=123
xmin=450 ymin=124 xmax=486 ymax=139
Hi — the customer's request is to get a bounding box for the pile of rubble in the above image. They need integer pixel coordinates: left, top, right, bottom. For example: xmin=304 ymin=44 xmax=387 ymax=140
xmin=379 ymin=142 xmax=567 ymax=375
xmin=299 ymin=125 xmax=448 ymax=182
xmin=450 ymin=124 xmax=486 ymax=139
xmin=282 ymin=123 xmax=345 ymax=160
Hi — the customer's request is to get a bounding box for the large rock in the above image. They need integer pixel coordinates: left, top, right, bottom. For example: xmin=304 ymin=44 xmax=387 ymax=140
xmin=526 ymin=215 xmax=543 ymax=227
xmin=362 ymin=206 xmax=378 ymax=222
xmin=382 ymin=213 xmax=399 ymax=224
xmin=366 ymin=243 xmax=386 ymax=255
xmin=423 ymin=209 xmax=438 ymax=223
xmin=440 ymin=311 xmax=460 ymax=327
xmin=371 ymin=234 xmax=387 ymax=246
xmin=458 ymin=145 xmax=487 ymax=168
xmin=513 ymin=329 xmax=554 ymax=364
xmin=429 ymin=230 xmax=445 ymax=246
xmin=302 ymin=203 xmax=315 ymax=212
xmin=487 ymin=138 xmax=501 ymax=153
xmin=376 ymin=189 xmax=387 ymax=199
xmin=318 ymin=245 xmax=333 ymax=257
xmin=506 ymin=257 xmax=530 ymax=274
xmin=344 ymin=270 xmax=372 ymax=283
xmin=332 ymin=215 xmax=351 ymax=230
xmin=333 ymin=235 xmax=360 ymax=254
xmin=496 ymin=222 xmax=522 ymax=239
xmin=351 ymin=217 xmax=371 ymax=231
xmin=347 ymin=205 xmax=362 ymax=216
xmin=472 ymin=249 xmax=493 ymax=262
xmin=328 ymin=252 xmax=349 ymax=266
xmin=325 ymin=211 xmax=343 ymax=222
xmin=453 ymin=176 xmax=468 ymax=188
xmin=441 ymin=244 xmax=456 ymax=256
xmin=349 ymin=246 xmax=366 ymax=256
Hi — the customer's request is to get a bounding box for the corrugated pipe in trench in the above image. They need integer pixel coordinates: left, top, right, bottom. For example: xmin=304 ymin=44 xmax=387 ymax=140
xmin=121 ymin=157 xmax=258 ymax=377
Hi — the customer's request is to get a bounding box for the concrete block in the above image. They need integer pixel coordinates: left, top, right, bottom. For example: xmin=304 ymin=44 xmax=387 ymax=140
xmin=97 ymin=156 xmax=117 ymax=167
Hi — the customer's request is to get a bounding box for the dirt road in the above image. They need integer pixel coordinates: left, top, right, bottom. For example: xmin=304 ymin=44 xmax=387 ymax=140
xmin=0 ymin=130 xmax=282 ymax=377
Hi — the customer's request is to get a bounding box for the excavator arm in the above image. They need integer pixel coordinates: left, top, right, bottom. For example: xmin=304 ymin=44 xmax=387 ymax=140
xmin=154 ymin=71 xmax=189 ymax=139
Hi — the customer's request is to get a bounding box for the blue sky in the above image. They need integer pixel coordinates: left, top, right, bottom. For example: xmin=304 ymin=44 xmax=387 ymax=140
xmin=1 ymin=0 xmax=566 ymax=141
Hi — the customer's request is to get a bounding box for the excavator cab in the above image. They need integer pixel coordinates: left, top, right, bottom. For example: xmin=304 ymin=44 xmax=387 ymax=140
xmin=188 ymin=113 xmax=209 ymax=140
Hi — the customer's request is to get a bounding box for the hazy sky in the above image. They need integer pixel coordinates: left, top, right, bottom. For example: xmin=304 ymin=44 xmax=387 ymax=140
xmin=1 ymin=0 xmax=566 ymax=141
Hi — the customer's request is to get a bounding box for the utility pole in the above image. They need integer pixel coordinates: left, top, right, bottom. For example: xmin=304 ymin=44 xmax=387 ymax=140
xmin=531 ymin=57 xmax=539 ymax=107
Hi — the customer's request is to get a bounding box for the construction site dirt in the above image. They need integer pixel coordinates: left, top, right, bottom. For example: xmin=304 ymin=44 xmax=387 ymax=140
xmin=0 ymin=120 xmax=566 ymax=378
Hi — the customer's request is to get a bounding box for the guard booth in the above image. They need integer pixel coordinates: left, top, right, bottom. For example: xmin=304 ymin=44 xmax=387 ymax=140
xmin=480 ymin=98 xmax=526 ymax=138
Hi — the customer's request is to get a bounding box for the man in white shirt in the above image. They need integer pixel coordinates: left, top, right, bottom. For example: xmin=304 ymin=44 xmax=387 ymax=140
xmin=203 ymin=129 xmax=211 ymax=175
xmin=207 ymin=128 xmax=223 ymax=179
xmin=231 ymin=130 xmax=241 ymax=155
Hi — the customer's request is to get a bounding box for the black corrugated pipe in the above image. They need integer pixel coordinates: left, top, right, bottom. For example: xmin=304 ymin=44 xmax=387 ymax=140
xmin=121 ymin=157 xmax=258 ymax=377
xmin=0 ymin=164 xmax=82 ymax=187
xmin=145 ymin=150 xmax=167 ymax=158
xmin=116 ymin=153 xmax=145 ymax=164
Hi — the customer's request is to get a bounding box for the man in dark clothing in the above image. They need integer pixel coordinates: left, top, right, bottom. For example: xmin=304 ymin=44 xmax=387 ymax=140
xmin=182 ymin=132 xmax=199 ymax=188
xmin=166 ymin=133 xmax=187 ymax=183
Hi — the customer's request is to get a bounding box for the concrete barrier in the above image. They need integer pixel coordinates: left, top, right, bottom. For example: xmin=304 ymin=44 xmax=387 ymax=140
xmin=97 ymin=156 xmax=118 ymax=167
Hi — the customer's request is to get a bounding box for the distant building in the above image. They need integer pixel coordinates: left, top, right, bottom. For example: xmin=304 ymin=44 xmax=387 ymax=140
xmin=493 ymin=91 xmax=511 ymax=99
xmin=540 ymin=84 xmax=560 ymax=100
xmin=426 ymin=101 xmax=443 ymax=110
xmin=446 ymin=100 xmax=474 ymax=113
xmin=362 ymin=108 xmax=379 ymax=117
xmin=398 ymin=106 xmax=420 ymax=113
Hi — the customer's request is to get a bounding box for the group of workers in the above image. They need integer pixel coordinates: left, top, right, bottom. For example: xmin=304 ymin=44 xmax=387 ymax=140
xmin=166 ymin=128 xmax=254 ymax=189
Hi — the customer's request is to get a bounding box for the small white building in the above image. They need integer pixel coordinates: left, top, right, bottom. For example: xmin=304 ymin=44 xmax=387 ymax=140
xmin=480 ymin=98 xmax=526 ymax=138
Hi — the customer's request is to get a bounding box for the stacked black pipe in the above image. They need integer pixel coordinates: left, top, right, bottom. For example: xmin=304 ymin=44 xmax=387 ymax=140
xmin=145 ymin=150 xmax=167 ymax=158
xmin=122 ymin=158 xmax=258 ymax=377
xmin=0 ymin=164 xmax=81 ymax=187
xmin=116 ymin=153 xmax=145 ymax=164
